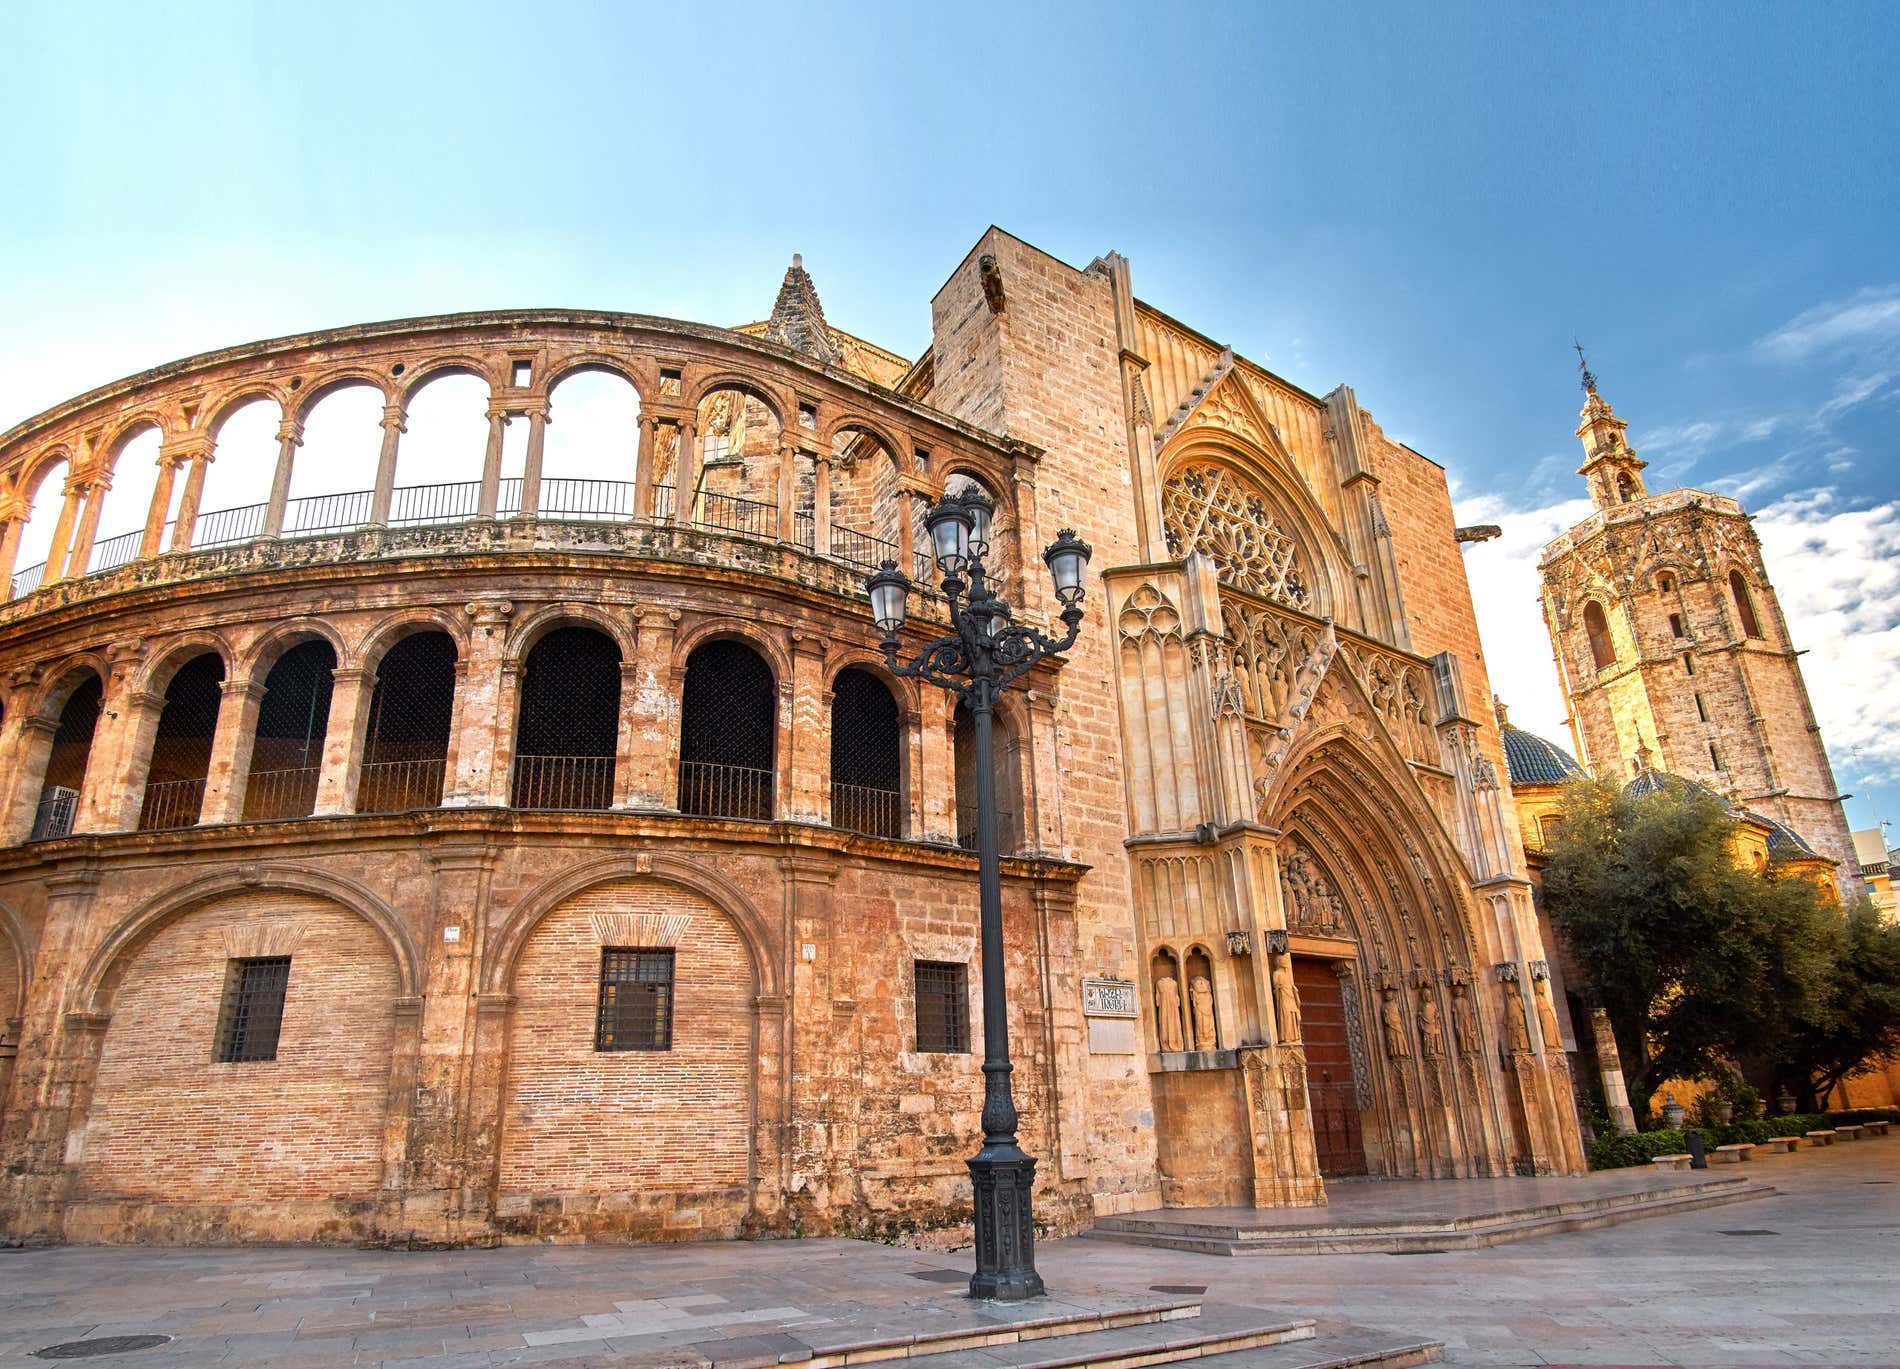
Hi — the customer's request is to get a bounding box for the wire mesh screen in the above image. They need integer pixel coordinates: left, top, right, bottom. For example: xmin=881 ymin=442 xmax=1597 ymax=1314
xmin=595 ymin=947 xmax=674 ymax=1051
xmin=830 ymin=667 xmax=903 ymax=838
xmin=358 ymin=632 xmax=456 ymax=813
xmin=512 ymin=626 xmax=621 ymax=810
xmin=243 ymin=639 xmax=335 ymax=821
xmin=952 ymin=700 xmax=1022 ymax=855
xmin=215 ymin=956 xmax=292 ymax=1062
xmin=139 ymin=652 xmax=225 ymax=831
xmin=33 ymin=676 xmax=103 ymax=839
xmin=914 ymin=960 xmax=970 ymax=1053
xmin=678 ymin=640 xmax=776 ymax=819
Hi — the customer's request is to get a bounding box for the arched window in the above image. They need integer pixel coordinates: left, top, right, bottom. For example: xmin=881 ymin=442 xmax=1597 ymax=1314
xmin=1730 ymin=571 xmax=1762 ymax=639
xmin=954 ymin=699 xmax=1023 ymax=855
xmin=1583 ymin=602 xmax=1616 ymax=671
xmin=1616 ymin=472 xmax=1636 ymax=503
xmin=1657 ymin=572 xmax=1675 ymax=594
xmin=512 ymin=626 xmax=621 ymax=810
xmin=33 ymin=675 xmax=102 ymax=839
xmin=138 ymin=653 xmax=225 ymax=830
xmin=830 ymin=667 xmax=902 ymax=837
xmin=1161 ymin=461 xmax=1312 ymax=610
xmin=678 ymin=640 xmax=776 ymax=819
xmin=358 ymin=631 xmax=457 ymax=813
xmin=244 ymin=640 xmax=336 ymax=820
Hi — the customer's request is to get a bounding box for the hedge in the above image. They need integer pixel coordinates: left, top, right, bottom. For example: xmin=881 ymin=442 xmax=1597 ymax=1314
xmin=1586 ymin=1107 xmax=1900 ymax=1170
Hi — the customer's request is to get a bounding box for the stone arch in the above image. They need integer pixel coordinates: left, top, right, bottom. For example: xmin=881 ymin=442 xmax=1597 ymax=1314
xmin=825 ymin=649 xmax=919 ymax=716
xmin=684 ymin=372 xmax=789 ymax=429
xmin=28 ymin=654 xmax=111 ymax=722
xmin=542 ymin=354 xmax=647 ymax=403
xmin=504 ymin=601 xmax=637 ymax=666
xmin=1582 ymin=598 xmax=1617 ymax=670
xmin=14 ymin=445 xmax=77 ymax=507
xmin=71 ymin=864 xmax=424 ymax=1013
xmin=355 ymin=607 xmax=469 ymax=675
xmin=820 ymin=414 xmax=913 ymax=479
xmin=288 ymin=369 xmax=393 ymax=425
xmin=397 ymin=357 xmax=502 ymax=408
xmin=205 ymin=386 xmax=289 ymax=439
xmin=132 ymin=632 xmax=236 ymax=696
xmin=668 ymin=616 xmax=790 ymax=690
xmin=0 ymin=894 xmax=33 ymax=1019
xmin=99 ymin=413 xmax=174 ymax=465
xmin=236 ymin=616 xmax=350 ymax=679
xmin=1725 ymin=564 xmax=1765 ymax=640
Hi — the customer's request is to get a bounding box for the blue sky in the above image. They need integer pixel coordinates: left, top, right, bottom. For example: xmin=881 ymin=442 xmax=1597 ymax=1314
xmin=4 ymin=2 xmax=1897 ymax=840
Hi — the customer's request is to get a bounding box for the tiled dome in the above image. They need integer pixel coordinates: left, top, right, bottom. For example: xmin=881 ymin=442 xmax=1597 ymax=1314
xmin=1501 ymin=724 xmax=1583 ymax=787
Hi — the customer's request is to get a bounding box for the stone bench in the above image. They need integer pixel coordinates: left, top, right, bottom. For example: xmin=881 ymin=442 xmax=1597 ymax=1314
xmin=1759 ymin=1136 xmax=1799 ymax=1153
xmin=1649 ymin=1153 xmax=1694 ymax=1171
xmin=1711 ymin=1143 xmax=1754 ymax=1163
xmin=1805 ymin=1130 xmax=1837 ymax=1146
xmin=1862 ymin=1120 xmax=1890 ymax=1136
xmin=1835 ymin=1124 xmax=1864 ymax=1141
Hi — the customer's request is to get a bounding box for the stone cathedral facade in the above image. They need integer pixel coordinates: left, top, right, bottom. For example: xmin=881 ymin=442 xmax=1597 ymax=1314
xmin=0 ymin=228 xmax=1581 ymax=1249
xmin=1537 ymin=366 xmax=1862 ymax=900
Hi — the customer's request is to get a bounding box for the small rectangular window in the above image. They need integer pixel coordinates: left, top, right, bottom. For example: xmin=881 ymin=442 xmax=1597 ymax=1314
xmin=798 ymin=403 xmax=818 ymax=430
xmin=1695 ymin=693 xmax=1709 ymax=722
xmin=215 ymin=956 xmax=291 ymax=1063
xmin=511 ymin=360 xmax=533 ymax=387
xmin=1669 ymin=614 xmax=1686 ymax=638
xmin=1682 ymin=653 xmax=1696 ymax=676
xmin=915 ymin=960 xmax=970 ymax=1053
xmin=1709 ymin=743 xmax=1724 ymax=771
xmin=596 ymin=947 xmax=674 ymax=1051
xmin=660 ymin=368 xmax=683 ymax=397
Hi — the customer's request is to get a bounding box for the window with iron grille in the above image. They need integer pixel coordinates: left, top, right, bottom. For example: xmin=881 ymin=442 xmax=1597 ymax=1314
xmin=34 ymin=675 xmax=102 ymax=840
xmin=215 ymin=956 xmax=292 ymax=1062
xmin=596 ymin=947 xmax=674 ymax=1051
xmin=915 ymin=960 xmax=969 ymax=1053
xmin=244 ymin=639 xmax=335 ymax=820
xmin=830 ymin=667 xmax=903 ymax=838
xmin=359 ymin=631 xmax=456 ymax=813
xmin=139 ymin=652 xmax=224 ymax=831
xmin=678 ymin=640 xmax=776 ymax=819
xmin=512 ymin=625 xmax=621 ymax=810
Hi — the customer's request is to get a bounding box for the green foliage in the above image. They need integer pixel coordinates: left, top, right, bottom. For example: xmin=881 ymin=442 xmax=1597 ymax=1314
xmin=1586 ymin=1108 xmax=1900 ymax=1167
xmin=1542 ymin=774 xmax=1865 ymax=1117
xmin=1771 ymin=898 xmax=1900 ymax=1107
xmin=1587 ymin=1128 xmax=1689 ymax=1170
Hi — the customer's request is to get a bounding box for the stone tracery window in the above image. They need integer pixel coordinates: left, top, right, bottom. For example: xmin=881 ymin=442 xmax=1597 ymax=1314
xmin=1161 ymin=462 xmax=1310 ymax=609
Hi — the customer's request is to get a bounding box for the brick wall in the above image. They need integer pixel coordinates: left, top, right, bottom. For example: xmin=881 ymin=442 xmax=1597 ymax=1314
xmin=79 ymin=891 xmax=398 ymax=1203
xmin=498 ymin=878 xmax=754 ymax=1196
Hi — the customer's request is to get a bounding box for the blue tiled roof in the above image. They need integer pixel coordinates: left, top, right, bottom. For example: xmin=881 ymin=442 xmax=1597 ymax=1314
xmin=1501 ymin=725 xmax=1583 ymax=787
xmin=1749 ymin=812 xmax=1822 ymax=860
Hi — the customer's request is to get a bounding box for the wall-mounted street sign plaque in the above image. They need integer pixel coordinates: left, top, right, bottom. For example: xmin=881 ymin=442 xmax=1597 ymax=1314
xmin=1082 ymin=977 xmax=1137 ymax=1018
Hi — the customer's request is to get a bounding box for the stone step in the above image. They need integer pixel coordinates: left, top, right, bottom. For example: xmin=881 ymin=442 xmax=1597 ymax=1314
xmin=790 ymin=1295 xmax=1207 ymax=1369
xmin=893 ymin=1305 xmax=1315 ymax=1369
xmin=1084 ymin=1182 xmax=1776 ymax=1255
xmin=1191 ymin=1326 xmax=1444 ymax=1369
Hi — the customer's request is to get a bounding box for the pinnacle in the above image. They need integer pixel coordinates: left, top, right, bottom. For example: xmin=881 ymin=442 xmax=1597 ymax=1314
xmin=764 ymin=254 xmax=843 ymax=366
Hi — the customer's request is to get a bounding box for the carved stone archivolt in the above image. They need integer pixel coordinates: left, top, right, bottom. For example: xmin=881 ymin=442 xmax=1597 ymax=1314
xmin=1162 ymin=462 xmax=1310 ymax=609
xmin=1279 ymin=839 xmax=1345 ymax=934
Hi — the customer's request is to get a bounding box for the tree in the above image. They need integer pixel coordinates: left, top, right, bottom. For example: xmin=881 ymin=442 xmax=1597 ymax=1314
xmin=1772 ymin=898 xmax=1900 ymax=1109
xmin=1541 ymin=774 xmax=1843 ymax=1119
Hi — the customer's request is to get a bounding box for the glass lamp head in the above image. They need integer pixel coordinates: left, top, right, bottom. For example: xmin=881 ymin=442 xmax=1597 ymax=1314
xmin=865 ymin=561 xmax=911 ymax=634
xmin=925 ymin=494 xmax=973 ymax=576
xmin=1043 ymin=528 xmax=1093 ymax=606
xmin=958 ymin=485 xmax=997 ymax=559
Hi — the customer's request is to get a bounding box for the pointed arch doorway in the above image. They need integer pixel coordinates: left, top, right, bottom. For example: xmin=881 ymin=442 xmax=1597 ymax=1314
xmin=1291 ymin=955 xmax=1367 ymax=1176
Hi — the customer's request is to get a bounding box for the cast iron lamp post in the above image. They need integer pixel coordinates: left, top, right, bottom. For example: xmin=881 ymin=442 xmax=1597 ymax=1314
xmin=864 ymin=487 xmax=1091 ymax=1301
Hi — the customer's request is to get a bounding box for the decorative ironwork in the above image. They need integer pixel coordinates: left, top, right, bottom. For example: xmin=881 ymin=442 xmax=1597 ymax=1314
xmin=358 ymin=632 xmax=455 ymax=813
xmin=1161 ymin=462 xmax=1309 ymax=608
xmin=914 ymin=960 xmax=970 ymax=1053
xmin=830 ymin=667 xmax=903 ymax=837
xmin=595 ymin=947 xmax=674 ymax=1051
xmin=678 ymin=640 xmax=776 ymax=820
xmin=139 ymin=651 xmax=224 ymax=831
xmin=512 ymin=626 xmax=620 ymax=811
xmin=215 ymin=956 xmax=291 ymax=1063
xmin=30 ymin=786 xmax=79 ymax=842
xmin=243 ymin=640 xmax=335 ymax=821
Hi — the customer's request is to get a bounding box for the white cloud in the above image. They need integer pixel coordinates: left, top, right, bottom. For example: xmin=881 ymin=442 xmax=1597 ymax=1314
xmin=1754 ymin=285 xmax=1900 ymax=363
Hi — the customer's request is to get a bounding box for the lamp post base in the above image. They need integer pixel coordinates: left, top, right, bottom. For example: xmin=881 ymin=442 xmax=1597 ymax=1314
xmin=967 ymin=1144 xmax=1045 ymax=1301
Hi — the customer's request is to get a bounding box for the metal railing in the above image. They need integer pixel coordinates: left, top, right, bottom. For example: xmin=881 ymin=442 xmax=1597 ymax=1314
xmin=30 ymin=786 xmax=79 ymax=841
xmin=283 ymin=488 xmax=374 ymax=536
xmin=829 ymin=523 xmax=901 ymax=574
xmin=355 ymin=758 xmax=446 ymax=814
xmin=11 ymin=560 xmax=46 ymax=597
xmin=538 ymin=477 xmax=635 ymax=521
xmin=831 ymin=781 xmax=902 ymax=839
xmin=88 ymin=528 xmax=145 ymax=575
xmin=511 ymin=753 xmax=614 ymax=810
xmin=137 ymin=777 xmax=206 ymax=831
xmin=241 ymin=766 xmax=321 ymax=821
xmin=678 ymin=760 xmax=774 ymax=820
xmin=388 ymin=479 xmax=482 ymax=526
xmin=697 ymin=490 xmax=778 ymax=539
xmin=192 ymin=500 xmax=268 ymax=549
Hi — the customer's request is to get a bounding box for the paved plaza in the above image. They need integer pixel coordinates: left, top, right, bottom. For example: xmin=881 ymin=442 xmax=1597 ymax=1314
xmin=0 ymin=1140 xmax=1893 ymax=1368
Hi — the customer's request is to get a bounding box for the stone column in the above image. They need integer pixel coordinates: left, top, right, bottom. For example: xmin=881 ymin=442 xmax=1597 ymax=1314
xmin=623 ymin=607 xmax=680 ymax=808
xmin=675 ymin=418 xmax=700 ymax=524
xmin=915 ymin=687 xmax=956 ymax=844
xmin=612 ymin=660 xmax=642 ymax=808
xmin=786 ymin=632 xmax=829 ymax=824
xmin=313 ymin=666 xmax=376 ymax=815
xmin=73 ymin=645 xmax=144 ymax=835
xmin=139 ymin=445 xmax=183 ymax=558
xmin=1591 ymin=1006 xmax=1638 ymax=1134
xmin=369 ymin=403 xmax=406 ymax=528
xmin=812 ymin=454 xmax=832 ymax=555
xmin=477 ymin=409 xmax=507 ymax=519
xmin=169 ymin=443 xmax=212 ymax=551
xmin=93 ymin=687 xmax=167 ymax=832
xmin=261 ymin=418 xmax=303 ymax=538
xmin=461 ymin=993 xmax=514 ymax=1229
xmin=446 ymin=599 xmax=513 ymax=806
xmin=38 ymin=476 xmax=84 ymax=585
xmin=896 ymin=486 xmax=917 ymax=573
xmin=200 ymin=678 xmax=267 ymax=823
xmin=517 ymin=402 xmax=548 ymax=520
xmin=0 ymin=498 xmax=26 ymax=592
xmin=633 ymin=414 xmax=659 ymax=519
xmin=63 ymin=475 xmax=109 ymax=580
xmin=0 ymin=719 xmax=58 ymax=844
xmin=775 ymin=438 xmax=799 ymax=541
xmin=780 ymin=856 xmax=839 ymax=1213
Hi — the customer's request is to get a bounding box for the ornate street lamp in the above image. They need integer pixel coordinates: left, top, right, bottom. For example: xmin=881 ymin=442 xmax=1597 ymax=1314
xmin=863 ymin=488 xmax=1091 ymax=1301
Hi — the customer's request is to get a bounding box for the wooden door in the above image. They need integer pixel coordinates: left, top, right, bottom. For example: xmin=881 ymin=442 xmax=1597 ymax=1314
xmin=1291 ymin=956 xmax=1367 ymax=1176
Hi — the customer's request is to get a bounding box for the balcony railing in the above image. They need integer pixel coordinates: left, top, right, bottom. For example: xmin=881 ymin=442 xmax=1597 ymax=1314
xmin=30 ymin=786 xmax=79 ymax=841
xmin=355 ymin=758 xmax=446 ymax=814
xmin=242 ymin=766 xmax=320 ymax=821
xmin=138 ymin=777 xmax=206 ymax=831
xmin=831 ymin=781 xmax=902 ymax=839
xmin=511 ymin=753 xmax=614 ymax=811
xmin=9 ymin=473 xmax=946 ymax=602
xmin=678 ymin=761 xmax=774 ymax=820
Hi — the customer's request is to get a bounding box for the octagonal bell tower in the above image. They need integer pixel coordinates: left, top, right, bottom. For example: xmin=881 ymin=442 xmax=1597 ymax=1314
xmin=1536 ymin=354 xmax=1863 ymax=899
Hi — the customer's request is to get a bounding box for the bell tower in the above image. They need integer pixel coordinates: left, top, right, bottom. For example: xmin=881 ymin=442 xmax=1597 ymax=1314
xmin=1537 ymin=354 xmax=1864 ymax=899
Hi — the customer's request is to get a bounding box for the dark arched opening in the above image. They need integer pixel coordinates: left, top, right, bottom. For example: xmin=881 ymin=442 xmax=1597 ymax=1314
xmin=1583 ymin=601 xmax=1615 ymax=671
xmin=1730 ymin=571 xmax=1762 ymax=639
xmin=830 ymin=667 xmax=902 ymax=837
xmin=33 ymin=675 xmax=102 ymax=839
xmin=244 ymin=640 xmax=336 ymax=820
xmin=678 ymin=640 xmax=775 ymax=819
xmin=359 ymin=631 xmax=457 ymax=813
xmin=138 ymin=653 xmax=225 ymax=830
xmin=954 ymin=699 xmax=1022 ymax=855
xmin=512 ymin=626 xmax=620 ymax=809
